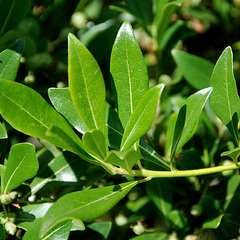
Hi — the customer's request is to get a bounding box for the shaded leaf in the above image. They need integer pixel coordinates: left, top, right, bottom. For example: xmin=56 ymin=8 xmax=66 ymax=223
xmin=221 ymin=147 xmax=240 ymax=167
xmin=146 ymin=179 xmax=172 ymax=222
xmin=172 ymin=49 xmax=214 ymax=90
xmin=130 ymin=232 xmax=169 ymax=240
xmin=0 ymin=0 xmax=31 ymax=36
xmin=2 ymin=143 xmax=38 ymax=194
xmin=110 ymin=20 xmax=149 ymax=128
xmin=40 ymin=181 xmax=139 ymax=237
xmin=0 ymin=38 xmax=25 ymax=81
xmin=156 ymin=2 xmax=182 ymax=45
xmin=120 ymin=84 xmax=164 ymax=151
xmin=68 ymin=33 xmax=106 ymax=135
xmin=48 ymin=88 xmax=88 ymax=134
xmin=0 ymin=224 xmax=5 ymax=240
xmin=83 ymin=129 xmax=108 ymax=160
xmin=0 ymin=122 xmax=7 ymax=139
xmin=171 ymin=87 xmax=212 ymax=161
xmin=210 ymin=46 xmax=240 ymax=145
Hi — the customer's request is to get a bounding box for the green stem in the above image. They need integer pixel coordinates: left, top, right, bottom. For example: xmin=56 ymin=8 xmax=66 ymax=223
xmin=131 ymin=163 xmax=239 ymax=178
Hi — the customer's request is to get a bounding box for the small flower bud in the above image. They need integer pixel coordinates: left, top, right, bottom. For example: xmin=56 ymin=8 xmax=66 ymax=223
xmin=0 ymin=194 xmax=12 ymax=205
xmin=5 ymin=221 xmax=17 ymax=235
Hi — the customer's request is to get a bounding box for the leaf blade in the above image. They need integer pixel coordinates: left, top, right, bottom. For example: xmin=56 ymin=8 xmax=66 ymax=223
xmin=68 ymin=33 xmax=106 ymax=135
xmin=110 ymin=21 xmax=149 ymax=128
xmin=2 ymin=143 xmax=38 ymax=194
xmin=40 ymin=181 xmax=138 ymax=237
xmin=210 ymin=46 xmax=240 ymax=145
xmin=120 ymin=84 xmax=164 ymax=151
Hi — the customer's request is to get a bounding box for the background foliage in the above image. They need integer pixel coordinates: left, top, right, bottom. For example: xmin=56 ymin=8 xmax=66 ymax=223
xmin=1 ymin=0 xmax=240 ymax=239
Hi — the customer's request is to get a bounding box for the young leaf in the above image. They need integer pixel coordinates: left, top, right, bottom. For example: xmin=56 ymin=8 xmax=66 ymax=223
xmin=105 ymin=150 xmax=142 ymax=174
xmin=171 ymin=87 xmax=212 ymax=161
xmin=48 ymin=88 xmax=88 ymax=134
xmin=0 ymin=38 xmax=25 ymax=81
xmin=110 ymin=20 xmax=149 ymax=128
xmin=68 ymin=33 xmax=106 ymax=135
xmin=40 ymin=181 xmax=139 ymax=237
xmin=221 ymin=147 xmax=240 ymax=168
xmin=120 ymin=84 xmax=164 ymax=151
xmin=172 ymin=49 xmax=214 ymax=90
xmin=0 ymin=79 xmax=89 ymax=159
xmin=82 ymin=129 xmax=109 ymax=160
xmin=2 ymin=143 xmax=38 ymax=194
xmin=210 ymin=46 xmax=240 ymax=145
xmin=87 ymin=222 xmax=112 ymax=239
xmin=156 ymin=2 xmax=182 ymax=45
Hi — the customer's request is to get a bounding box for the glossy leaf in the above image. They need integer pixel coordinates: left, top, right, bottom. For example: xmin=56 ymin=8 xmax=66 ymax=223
xmin=171 ymin=87 xmax=212 ymax=161
xmin=22 ymin=218 xmax=73 ymax=240
xmin=68 ymin=33 xmax=106 ymax=135
xmin=172 ymin=49 xmax=214 ymax=90
xmin=210 ymin=46 xmax=240 ymax=145
xmin=105 ymin=150 xmax=142 ymax=173
xmin=83 ymin=129 xmax=108 ymax=160
xmin=16 ymin=203 xmax=54 ymax=230
xmin=120 ymin=84 xmax=164 ymax=151
xmin=2 ymin=143 xmax=38 ymax=194
xmin=40 ymin=181 xmax=138 ymax=237
xmin=110 ymin=20 xmax=149 ymax=128
xmin=0 ymin=38 xmax=25 ymax=81
xmin=28 ymin=152 xmax=89 ymax=197
xmin=0 ymin=79 xmax=89 ymax=160
xmin=0 ymin=0 xmax=31 ymax=36
xmin=48 ymin=88 xmax=88 ymax=134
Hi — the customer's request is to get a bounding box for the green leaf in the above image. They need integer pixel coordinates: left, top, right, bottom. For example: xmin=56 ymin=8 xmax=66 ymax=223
xmin=27 ymin=152 xmax=89 ymax=197
xmin=83 ymin=129 xmax=108 ymax=160
xmin=172 ymin=49 xmax=214 ymax=90
xmin=105 ymin=150 xmax=142 ymax=173
xmin=210 ymin=46 xmax=240 ymax=145
xmin=48 ymin=88 xmax=88 ymax=134
xmin=171 ymin=87 xmax=212 ymax=161
xmin=202 ymin=214 xmax=224 ymax=229
xmin=110 ymin=20 xmax=149 ymax=128
xmin=0 ymin=224 xmax=5 ymax=240
xmin=87 ymin=222 xmax=112 ymax=239
xmin=130 ymin=232 xmax=169 ymax=240
xmin=0 ymin=79 xmax=89 ymax=159
xmin=68 ymin=33 xmax=106 ymax=135
xmin=2 ymin=143 xmax=38 ymax=194
xmin=168 ymin=210 xmax=187 ymax=230
xmin=120 ymin=84 xmax=165 ymax=151
xmin=221 ymin=147 xmax=240 ymax=167
xmin=22 ymin=218 xmax=73 ymax=240
xmin=0 ymin=0 xmax=31 ymax=36
xmin=0 ymin=122 xmax=7 ymax=139
xmin=146 ymin=179 xmax=172 ymax=222
xmin=40 ymin=181 xmax=139 ymax=237
xmin=0 ymin=38 xmax=25 ymax=81
xmin=156 ymin=2 xmax=182 ymax=45
xmin=46 ymin=125 xmax=113 ymax=173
